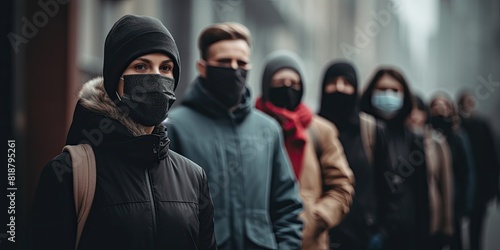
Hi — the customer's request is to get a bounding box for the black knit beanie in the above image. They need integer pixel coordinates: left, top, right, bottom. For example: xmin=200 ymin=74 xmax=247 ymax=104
xmin=103 ymin=15 xmax=181 ymax=102
xmin=261 ymin=50 xmax=306 ymax=102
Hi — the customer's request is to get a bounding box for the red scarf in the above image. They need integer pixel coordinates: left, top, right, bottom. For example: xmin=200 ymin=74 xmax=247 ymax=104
xmin=255 ymin=97 xmax=313 ymax=179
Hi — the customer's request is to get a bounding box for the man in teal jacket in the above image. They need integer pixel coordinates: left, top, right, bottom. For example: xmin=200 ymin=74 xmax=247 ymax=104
xmin=164 ymin=23 xmax=303 ymax=249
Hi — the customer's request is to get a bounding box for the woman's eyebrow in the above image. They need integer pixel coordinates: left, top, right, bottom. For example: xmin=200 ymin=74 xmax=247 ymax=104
xmin=135 ymin=58 xmax=151 ymax=63
xmin=134 ymin=58 xmax=173 ymax=64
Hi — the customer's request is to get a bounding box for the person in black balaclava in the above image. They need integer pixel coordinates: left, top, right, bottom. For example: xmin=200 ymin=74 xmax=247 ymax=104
xmin=430 ymin=93 xmax=476 ymax=250
xmin=319 ymin=62 xmax=388 ymax=250
xmin=30 ymin=15 xmax=216 ymax=250
xmin=359 ymin=68 xmax=430 ymax=250
xmin=319 ymin=62 xmax=358 ymax=128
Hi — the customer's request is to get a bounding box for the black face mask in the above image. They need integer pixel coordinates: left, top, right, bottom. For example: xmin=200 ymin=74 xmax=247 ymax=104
xmin=268 ymin=86 xmax=303 ymax=111
xmin=321 ymin=92 xmax=357 ymax=124
xmin=202 ymin=65 xmax=248 ymax=109
xmin=431 ymin=115 xmax=453 ymax=136
xmin=118 ymin=74 xmax=176 ymax=126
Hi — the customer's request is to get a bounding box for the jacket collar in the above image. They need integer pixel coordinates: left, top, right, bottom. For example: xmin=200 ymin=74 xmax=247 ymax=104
xmin=66 ymin=77 xmax=169 ymax=163
xmin=182 ymin=77 xmax=252 ymax=123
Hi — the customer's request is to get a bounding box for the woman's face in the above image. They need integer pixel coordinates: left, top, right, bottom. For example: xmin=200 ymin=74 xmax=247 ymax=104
xmin=117 ymin=53 xmax=174 ymax=96
xmin=430 ymin=97 xmax=452 ymax=117
xmin=374 ymin=74 xmax=403 ymax=94
xmin=370 ymin=74 xmax=405 ymax=119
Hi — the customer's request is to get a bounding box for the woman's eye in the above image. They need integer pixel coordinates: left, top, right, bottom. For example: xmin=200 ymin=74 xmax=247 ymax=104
xmin=160 ymin=65 xmax=172 ymax=71
xmin=134 ymin=64 xmax=147 ymax=70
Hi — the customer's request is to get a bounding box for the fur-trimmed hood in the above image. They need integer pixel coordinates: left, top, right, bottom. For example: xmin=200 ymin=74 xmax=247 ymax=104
xmin=78 ymin=76 xmax=149 ymax=137
xmin=66 ymin=77 xmax=156 ymax=145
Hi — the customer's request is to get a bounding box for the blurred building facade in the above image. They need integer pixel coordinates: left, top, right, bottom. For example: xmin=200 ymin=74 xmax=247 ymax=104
xmin=75 ymin=0 xmax=500 ymax=128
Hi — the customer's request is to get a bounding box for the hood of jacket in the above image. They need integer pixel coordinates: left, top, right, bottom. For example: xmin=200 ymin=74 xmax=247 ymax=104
xmin=260 ymin=50 xmax=306 ymax=103
xmin=318 ymin=61 xmax=361 ymax=130
xmin=181 ymin=77 xmax=252 ymax=123
xmin=66 ymin=77 xmax=168 ymax=162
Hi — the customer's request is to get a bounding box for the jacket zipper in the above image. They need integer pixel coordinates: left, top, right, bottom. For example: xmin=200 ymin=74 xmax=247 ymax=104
xmin=145 ymin=169 xmax=157 ymax=246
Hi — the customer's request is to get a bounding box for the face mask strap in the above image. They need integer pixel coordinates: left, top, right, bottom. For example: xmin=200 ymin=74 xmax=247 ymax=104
xmin=115 ymin=92 xmax=122 ymax=101
xmin=115 ymin=76 xmax=125 ymax=101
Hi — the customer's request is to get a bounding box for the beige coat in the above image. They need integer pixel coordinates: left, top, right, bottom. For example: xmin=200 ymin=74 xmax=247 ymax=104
xmin=424 ymin=127 xmax=454 ymax=236
xmin=299 ymin=115 xmax=355 ymax=250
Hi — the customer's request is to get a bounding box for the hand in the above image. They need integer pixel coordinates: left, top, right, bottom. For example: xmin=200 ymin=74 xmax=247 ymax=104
xmin=367 ymin=233 xmax=384 ymax=250
xmin=312 ymin=213 xmax=328 ymax=237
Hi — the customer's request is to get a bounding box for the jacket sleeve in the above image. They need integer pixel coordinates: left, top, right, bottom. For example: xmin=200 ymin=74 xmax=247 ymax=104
xmin=435 ymin=134 xmax=454 ymax=236
xmin=269 ymin=126 xmax=304 ymax=249
xmin=198 ymin=169 xmax=217 ymax=250
xmin=313 ymin=119 xmax=355 ymax=228
xmin=29 ymin=152 xmax=77 ymax=250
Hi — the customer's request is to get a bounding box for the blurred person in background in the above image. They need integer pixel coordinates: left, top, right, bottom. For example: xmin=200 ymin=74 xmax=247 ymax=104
xmin=165 ymin=23 xmax=303 ymax=250
xmin=359 ymin=68 xmax=430 ymax=250
xmin=457 ymin=90 xmax=500 ymax=250
xmin=255 ymin=51 xmax=355 ymax=250
xmin=317 ymin=61 xmax=388 ymax=250
xmin=430 ymin=93 xmax=476 ymax=250
xmin=30 ymin=15 xmax=216 ymax=250
xmin=407 ymin=95 xmax=454 ymax=250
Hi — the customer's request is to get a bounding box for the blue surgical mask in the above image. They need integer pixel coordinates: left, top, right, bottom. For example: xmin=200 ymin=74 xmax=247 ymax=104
xmin=371 ymin=90 xmax=403 ymax=119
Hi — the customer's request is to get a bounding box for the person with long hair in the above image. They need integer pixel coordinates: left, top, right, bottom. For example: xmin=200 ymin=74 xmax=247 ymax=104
xmin=430 ymin=93 xmax=476 ymax=250
xmin=360 ymin=68 xmax=430 ymax=250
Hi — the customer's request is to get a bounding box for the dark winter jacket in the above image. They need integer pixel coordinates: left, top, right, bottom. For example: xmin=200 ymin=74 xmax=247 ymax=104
xmin=165 ymin=77 xmax=303 ymax=250
xmin=318 ymin=62 xmax=380 ymax=249
xmin=326 ymin=114 xmax=388 ymax=250
xmin=460 ymin=114 xmax=500 ymax=206
xmin=360 ymin=73 xmax=430 ymax=250
xmin=30 ymin=77 xmax=217 ymax=250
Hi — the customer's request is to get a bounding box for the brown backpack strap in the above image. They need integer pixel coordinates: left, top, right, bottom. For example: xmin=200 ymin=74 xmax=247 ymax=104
xmin=63 ymin=144 xmax=96 ymax=250
xmin=359 ymin=112 xmax=376 ymax=165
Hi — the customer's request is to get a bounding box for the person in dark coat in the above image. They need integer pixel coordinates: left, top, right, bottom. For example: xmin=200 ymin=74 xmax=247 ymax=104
xmin=359 ymin=68 xmax=430 ymax=250
xmin=30 ymin=15 xmax=216 ymax=250
xmin=319 ymin=62 xmax=394 ymax=250
xmin=165 ymin=23 xmax=303 ymax=250
xmin=430 ymin=93 xmax=476 ymax=250
xmin=457 ymin=90 xmax=500 ymax=250
xmin=407 ymin=95 xmax=454 ymax=250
